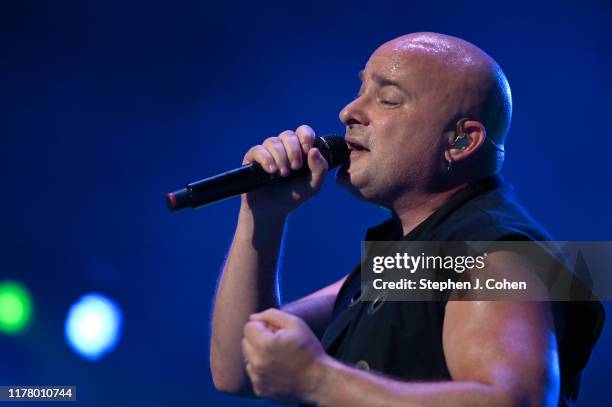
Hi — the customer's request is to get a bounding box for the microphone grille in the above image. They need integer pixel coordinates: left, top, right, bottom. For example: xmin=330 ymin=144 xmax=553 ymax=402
xmin=314 ymin=135 xmax=349 ymax=168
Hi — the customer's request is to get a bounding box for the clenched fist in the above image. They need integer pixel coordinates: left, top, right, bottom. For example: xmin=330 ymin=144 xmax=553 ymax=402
xmin=241 ymin=308 xmax=330 ymax=405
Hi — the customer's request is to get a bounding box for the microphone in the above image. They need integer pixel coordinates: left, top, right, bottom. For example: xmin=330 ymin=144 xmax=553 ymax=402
xmin=166 ymin=135 xmax=349 ymax=211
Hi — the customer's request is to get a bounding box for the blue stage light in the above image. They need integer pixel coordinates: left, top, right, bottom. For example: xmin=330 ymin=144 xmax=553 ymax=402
xmin=64 ymin=293 xmax=123 ymax=361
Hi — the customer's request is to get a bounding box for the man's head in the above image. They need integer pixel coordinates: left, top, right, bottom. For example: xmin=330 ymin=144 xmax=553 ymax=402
xmin=336 ymin=32 xmax=512 ymax=206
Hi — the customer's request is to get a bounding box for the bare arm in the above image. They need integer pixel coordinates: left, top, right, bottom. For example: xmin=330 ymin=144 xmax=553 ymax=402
xmin=210 ymin=210 xmax=345 ymax=394
xmin=311 ymin=301 xmax=558 ymax=407
xmin=209 ymin=125 xmax=336 ymax=395
xmin=281 ymin=275 xmax=347 ymax=338
xmin=210 ymin=208 xmax=285 ymax=395
xmin=308 ymin=251 xmax=560 ymax=407
xmin=241 ymin=251 xmax=560 ymax=406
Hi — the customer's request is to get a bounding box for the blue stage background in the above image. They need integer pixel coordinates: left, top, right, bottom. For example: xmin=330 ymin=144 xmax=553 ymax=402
xmin=2 ymin=0 xmax=610 ymax=405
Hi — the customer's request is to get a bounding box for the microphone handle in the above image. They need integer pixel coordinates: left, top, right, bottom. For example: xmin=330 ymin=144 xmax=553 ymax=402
xmin=166 ymin=134 xmax=347 ymax=211
xmin=169 ymin=161 xmax=309 ymax=210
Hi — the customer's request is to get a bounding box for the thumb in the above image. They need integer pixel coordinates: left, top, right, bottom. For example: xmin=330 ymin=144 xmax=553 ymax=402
xmin=306 ymin=147 xmax=328 ymax=191
xmin=250 ymin=308 xmax=297 ymax=331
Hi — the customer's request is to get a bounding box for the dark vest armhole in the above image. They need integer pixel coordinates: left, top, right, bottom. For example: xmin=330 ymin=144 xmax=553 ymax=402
xmin=331 ymin=264 xmax=361 ymax=315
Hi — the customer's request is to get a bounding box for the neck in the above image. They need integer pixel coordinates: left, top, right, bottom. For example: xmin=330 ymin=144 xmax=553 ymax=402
xmin=391 ymin=182 xmax=469 ymax=236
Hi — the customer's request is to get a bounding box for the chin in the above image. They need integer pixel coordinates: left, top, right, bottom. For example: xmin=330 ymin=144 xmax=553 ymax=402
xmin=335 ymin=168 xmax=375 ymax=203
xmin=336 ymin=169 xmax=396 ymax=209
xmin=335 ymin=164 xmax=357 ymax=190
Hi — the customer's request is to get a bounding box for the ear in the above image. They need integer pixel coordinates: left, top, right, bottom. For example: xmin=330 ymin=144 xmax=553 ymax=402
xmin=444 ymin=119 xmax=486 ymax=163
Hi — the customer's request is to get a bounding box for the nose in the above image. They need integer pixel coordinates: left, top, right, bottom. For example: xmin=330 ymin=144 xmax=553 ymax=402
xmin=339 ymin=96 xmax=370 ymax=127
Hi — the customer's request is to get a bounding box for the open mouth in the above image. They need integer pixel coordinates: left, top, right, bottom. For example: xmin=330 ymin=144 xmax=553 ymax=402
xmin=346 ymin=139 xmax=369 ymax=152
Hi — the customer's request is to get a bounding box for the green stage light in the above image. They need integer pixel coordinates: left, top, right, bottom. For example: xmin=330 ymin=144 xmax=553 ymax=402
xmin=0 ymin=281 xmax=33 ymax=334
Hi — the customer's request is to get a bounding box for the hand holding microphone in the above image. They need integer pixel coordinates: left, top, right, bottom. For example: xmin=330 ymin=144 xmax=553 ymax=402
xmin=239 ymin=125 xmax=333 ymax=217
xmin=166 ymin=125 xmax=349 ymax=216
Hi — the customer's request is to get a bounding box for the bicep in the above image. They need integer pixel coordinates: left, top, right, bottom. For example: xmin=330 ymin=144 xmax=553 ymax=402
xmin=443 ymin=251 xmax=560 ymax=407
xmin=281 ymin=275 xmax=347 ymax=337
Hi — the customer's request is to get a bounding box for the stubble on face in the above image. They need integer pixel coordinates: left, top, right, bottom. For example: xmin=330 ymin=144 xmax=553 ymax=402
xmin=336 ymin=42 xmax=446 ymax=204
xmin=337 ymin=32 xmax=501 ymax=207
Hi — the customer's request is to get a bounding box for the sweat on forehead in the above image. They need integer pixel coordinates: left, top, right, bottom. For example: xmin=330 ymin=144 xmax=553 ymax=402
xmin=368 ymin=32 xmax=512 ymax=144
xmin=380 ymin=32 xmax=494 ymax=68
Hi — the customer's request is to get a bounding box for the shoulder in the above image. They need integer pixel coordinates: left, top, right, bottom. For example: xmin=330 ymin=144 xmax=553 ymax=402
xmin=436 ymin=183 xmax=555 ymax=242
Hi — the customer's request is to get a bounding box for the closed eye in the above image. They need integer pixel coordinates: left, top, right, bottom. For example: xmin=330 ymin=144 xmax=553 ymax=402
xmin=379 ymin=99 xmax=400 ymax=106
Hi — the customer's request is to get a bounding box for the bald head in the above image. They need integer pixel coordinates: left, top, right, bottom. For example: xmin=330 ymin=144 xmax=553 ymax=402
xmin=337 ymin=32 xmax=513 ymax=204
xmin=379 ymin=32 xmax=512 ymax=148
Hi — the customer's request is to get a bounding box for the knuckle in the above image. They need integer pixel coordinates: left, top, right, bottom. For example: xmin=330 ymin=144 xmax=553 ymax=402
xmin=263 ymin=136 xmax=280 ymax=146
xmin=296 ymin=124 xmax=314 ymax=135
xmin=252 ymin=150 xmax=275 ymax=168
xmin=251 ymin=146 xmax=268 ymax=160
xmin=243 ymin=321 xmax=256 ymax=336
xmin=297 ymin=125 xmax=315 ymax=140
xmin=244 ymin=144 xmax=261 ymax=160
xmin=278 ymin=130 xmax=295 ymax=140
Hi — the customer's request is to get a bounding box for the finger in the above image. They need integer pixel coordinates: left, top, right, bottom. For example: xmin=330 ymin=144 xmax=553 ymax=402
xmin=263 ymin=137 xmax=291 ymax=177
xmin=245 ymin=360 xmax=256 ymax=382
xmin=244 ymin=362 xmax=263 ymax=397
xmin=250 ymin=308 xmax=297 ymax=330
xmin=295 ymin=124 xmax=316 ymax=154
xmin=243 ymin=145 xmax=278 ymax=174
xmin=243 ymin=320 xmax=275 ymax=345
xmin=306 ymin=148 xmax=329 ymax=191
xmin=278 ymin=130 xmax=303 ymax=171
xmin=241 ymin=337 xmax=259 ymax=365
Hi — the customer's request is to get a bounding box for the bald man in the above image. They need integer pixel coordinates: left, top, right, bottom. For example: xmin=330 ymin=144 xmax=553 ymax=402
xmin=209 ymin=33 xmax=603 ymax=406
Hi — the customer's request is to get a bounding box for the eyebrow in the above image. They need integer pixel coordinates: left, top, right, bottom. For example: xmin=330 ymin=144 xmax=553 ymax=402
xmin=358 ymin=70 xmax=403 ymax=89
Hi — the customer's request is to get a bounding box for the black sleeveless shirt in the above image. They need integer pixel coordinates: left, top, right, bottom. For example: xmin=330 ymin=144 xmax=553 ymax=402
xmin=306 ymin=175 xmax=604 ymax=407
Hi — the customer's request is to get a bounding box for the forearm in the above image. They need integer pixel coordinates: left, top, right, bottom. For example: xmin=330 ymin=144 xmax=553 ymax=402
xmin=309 ymin=356 xmax=517 ymax=407
xmin=210 ymin=206 xmax=286 ymax=393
